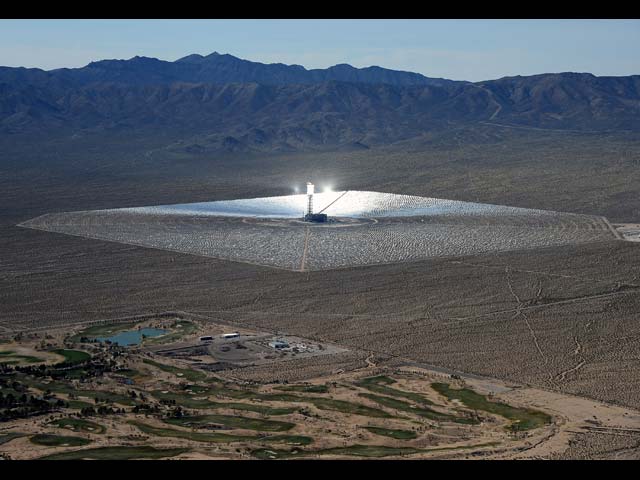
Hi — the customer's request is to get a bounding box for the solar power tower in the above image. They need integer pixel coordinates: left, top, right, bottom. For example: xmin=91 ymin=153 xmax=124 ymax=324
xmin=306 ymin=182 xmax=314 ymax=216
xmin=304 ymin=182 xmax=328 ymax=223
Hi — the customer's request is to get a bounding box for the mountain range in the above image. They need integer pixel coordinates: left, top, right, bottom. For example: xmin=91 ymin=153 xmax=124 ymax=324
xmin=1 ymin=52 xmax=639 ymax=152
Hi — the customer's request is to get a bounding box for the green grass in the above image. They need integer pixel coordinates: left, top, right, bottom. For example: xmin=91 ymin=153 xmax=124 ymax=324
xmin=83 ymin=391 xmax=139 ymax=406
xmin=129 ymin=420 xmax=253 ymax=443
xmin=359 ymin=393 xmax=479 ymax=424
xmin=60 ymin=367 xmax=90 ymax=379
xmin=182 ymin=384 xmax=213 ymax=393
xmin=155 ymin=380 xmax=393 ymax=420
xmin=0 ymin=387 xmax=23 ymax=397
xmin=304 ymin=397 xmax=393 ymax=418
xmin=38 ymin=446 xmax=189 ymax=460
xmin=129 ymin=421 xmax=313 ymax=446
xmin=275 ymin=384 xmax=329 ymax=394
xmin=66 ymin=400 xmax=95 ymax=409
xmin=357 ymin=376 xmax=434 ymax=405
xmin=0 ymin=351 xmax=43 ymax=365
xmin=142 ymin=359 xmax=207 ymax=382
xmin=260 ymin=435 xmax=313 ymax=446
xmin=151 ymin=390 xmax=215 ymax=408
xmin=364 ymin=426 xmax=417 ymax=440
xmin=30 ymin=433 xmax=92 ymax=447
xmin=18 ymin=375 xmax=138 ymax=406
xmin=51 ymin=349 xmax=91 ymax=365
xmin=18 ymin=376 xmax=70 ymax=393
xmin=113 ymin=369 xmax=140 ymax=379
xmin=20 ymin=356 xmax=43 ymax=363
xmin=252 ymin=445 xmax=423 ymax=459
xmin=50 ymin=418 xmax=106 ymax=434
xmin=210 ymin=402 xmax=297 ymax=416
xmin=165 ymin=414 xmax=295 ymax=432
xmin=144 ymin=320 xmax=198 ymax=345
xmin=431 ymin=383 xmax=552 ymax=431
xmin=214 ymin=386 xmax=260 ymax=400
xmin=0 ymin=432 xmax=25 ymax=445
xmin=317 ymin=445 xmax=424 ymax=458
xmin=251 ymin=448 xmax=302 ymax=459
xmin=254 ymin=392 xmax=393 ymax=418
xmin=252 ymin=441 xmax=502 ymax=459
xmin=152 ymin=390 xmax=297 ymax=415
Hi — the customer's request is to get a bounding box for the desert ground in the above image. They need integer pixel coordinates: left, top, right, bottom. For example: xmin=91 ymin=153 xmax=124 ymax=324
xmin=2 ymin=126 xmax=640 ymax=458
xmin=2 ymin=316 xmax=639 ymax=460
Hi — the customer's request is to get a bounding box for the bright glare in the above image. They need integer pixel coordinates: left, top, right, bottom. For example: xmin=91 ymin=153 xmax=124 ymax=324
xmin=324 ymin=186 xmax=333 ymax=193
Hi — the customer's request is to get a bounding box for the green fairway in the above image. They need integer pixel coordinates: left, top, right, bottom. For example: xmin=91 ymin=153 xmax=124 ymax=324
xmin=38 ymin=446 xmax=189 ymax=460
xmin=275 ymin=384 xmax=329 ymax=394
xmin=142 ymin=359 xmax=207 ymax=382
xmin=358 ymin=376 xmax=434 ymax=405
xmin=50 ymin=418 xmax=106 ymax=434
xmin=165 ymin=414 xmax=295 ymax=432
xmin=51 ymin=349 xmax=91 ymax=365
xmin=128 ymin=421 xmax=252 ymax=443
xmin=304 ymin=396 xmax=393 ymax=418
xmin=144 ymin=320 xmax=198 ymax=345
xmin=431 ymin=383 xmax=552 ymax=431
xmin=252 ymin=444 xmax=422 ymax=459
xmin=259 ymin=435 xmax=313 ymax=446
xmin=251 ymin=448 xmax=303 ymax=459
xmin=206 ymin=400 xmax=297 ymax=416
xmin=30 ymin=433 xmax=92 ymax=447
xmin=256 ymin=392 xmax=393 ymax=418
xmin=0 ymin=432 xmax=25 ymax=445
xmin=85 ymin=391 xmax=139 ymax=406
xmin=66 ymin=400 xmax=95 ymax=409
xmin=364 ymin=426 xmax=417 ymax=440
xmin=113 ymin=368 xmax=141 ymax=379
xmin=129 ymin=421 xmax=313 ymax=445
xmin=18 ymin=375 xmax=138 ymax=406
xmin=317 ymin=444 xmax=423 ymax=457
xmin=252 ymin=441 xmax=501 ymax=459
xmin=152 ymin=390 xmax=297 ymax=415
xmin=359 ymin=393 xmax=479 ymax=424
xmin=0 ymin=350 xmax=43 ymax=365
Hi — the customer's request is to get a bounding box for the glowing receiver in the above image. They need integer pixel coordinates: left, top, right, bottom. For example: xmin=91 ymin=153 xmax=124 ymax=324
xmin=306 ymin=182 xmax=314 ymax=195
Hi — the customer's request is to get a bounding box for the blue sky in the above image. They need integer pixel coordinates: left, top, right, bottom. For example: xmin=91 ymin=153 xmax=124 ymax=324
xmin=0 ymin=19 xmax=638 ymax=81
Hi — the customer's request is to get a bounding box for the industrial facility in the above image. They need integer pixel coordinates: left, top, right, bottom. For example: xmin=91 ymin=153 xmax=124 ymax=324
xmin=19 ymin=189 xmax=618 ymax=271
xmin=303 ymin=182 xmax=328 ymax=223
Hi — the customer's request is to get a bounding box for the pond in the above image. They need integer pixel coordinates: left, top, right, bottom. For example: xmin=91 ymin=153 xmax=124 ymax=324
xmin=96 ymin=328 xmax=167 ymax=346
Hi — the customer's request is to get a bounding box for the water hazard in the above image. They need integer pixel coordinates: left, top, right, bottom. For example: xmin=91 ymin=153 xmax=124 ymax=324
xmin=96 ymin=328 xmax=167 ymax=346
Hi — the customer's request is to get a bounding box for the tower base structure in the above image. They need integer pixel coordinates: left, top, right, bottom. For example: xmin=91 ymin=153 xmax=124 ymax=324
xmin=304 ymin=213 xmax=328 ymax=223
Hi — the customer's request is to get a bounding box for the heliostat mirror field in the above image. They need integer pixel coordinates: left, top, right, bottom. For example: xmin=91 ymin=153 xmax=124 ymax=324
xmin=19 ymin=191 xmax=617 ymax=271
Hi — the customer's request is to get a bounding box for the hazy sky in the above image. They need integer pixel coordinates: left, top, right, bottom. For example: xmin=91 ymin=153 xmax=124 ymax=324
xmin=0 ymin=19 xmax=638 ymax=81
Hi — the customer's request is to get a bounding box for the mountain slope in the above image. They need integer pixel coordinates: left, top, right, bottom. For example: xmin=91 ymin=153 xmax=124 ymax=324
xmin=6 ymin=52 xmax=454 ymax=88
xmin=0 ymin=53 xmax=639 ymax=152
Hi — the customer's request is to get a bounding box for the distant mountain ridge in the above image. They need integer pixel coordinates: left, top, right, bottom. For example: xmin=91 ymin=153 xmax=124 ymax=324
xmin=7 ymin=52 xmax=455 ymax=88
xmin=1 ymin=52 xmax=639 ymax=152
